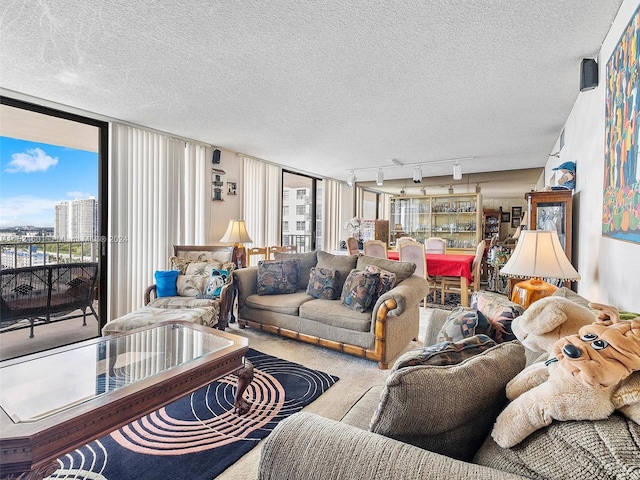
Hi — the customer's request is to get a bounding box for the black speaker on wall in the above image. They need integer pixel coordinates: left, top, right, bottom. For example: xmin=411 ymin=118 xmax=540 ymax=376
xmin=212 ymin=149 xmax=221 ymax=164
xmin=580 ymin=58 xmax=598 ymax=92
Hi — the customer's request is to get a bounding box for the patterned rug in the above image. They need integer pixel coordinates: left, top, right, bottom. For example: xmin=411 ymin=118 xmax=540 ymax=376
xmin=424 ymin=291 xmax=462 ymax=310
xmin=46 ymin=349 xmax=338 ymax=480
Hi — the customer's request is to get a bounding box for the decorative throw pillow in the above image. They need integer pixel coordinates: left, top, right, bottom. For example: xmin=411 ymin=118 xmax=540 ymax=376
xmin=176 ymin=275 xmax=208 ymax=297
xmin=170 ymin=256 xmax=224 ymax=275
xmin=369 ymin=341 xmax=525 ymax=462
xmin=437 ymin=307 xmax=491 ymax=343
xmin=273 ymin=250 xmax=318 ymax=288
xmin=471 ymin=291 xmax=523 ymax=343
xmin=306 ymin=267 xmax=341 ymax=300
xmin=154 ymin=270 xmax=179 ymax=297
xmin=203 ymin=269 xmax=230 ymax=298
xmin=364 ymin=264 xmax=397 ymax=305
xmin=393 ymin=334 xmax=496 ymax=369
xmin=340 ymin=269 xmax=380 ymax=312
xmin=317 ymin=250 xmax=358 ymax=292
xmin=257 ymin=259 xmax=300 ymax=295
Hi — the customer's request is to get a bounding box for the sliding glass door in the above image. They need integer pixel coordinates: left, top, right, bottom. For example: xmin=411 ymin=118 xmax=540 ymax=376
xmin=281 ymin=171 xmax=323 ymax=252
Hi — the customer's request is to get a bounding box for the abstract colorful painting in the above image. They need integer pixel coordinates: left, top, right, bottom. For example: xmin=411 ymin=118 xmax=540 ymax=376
xmin=602 ymin=5 xmax=640 ymax=244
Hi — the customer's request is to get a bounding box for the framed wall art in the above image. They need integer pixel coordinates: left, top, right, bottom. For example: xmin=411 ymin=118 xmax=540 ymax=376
xmin=602 ymin=5 xmax=640 ymax=244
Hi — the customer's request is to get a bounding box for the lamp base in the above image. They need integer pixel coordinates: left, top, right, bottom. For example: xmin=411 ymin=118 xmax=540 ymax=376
xmin=510 ymin=278 xmax=558 ymax=309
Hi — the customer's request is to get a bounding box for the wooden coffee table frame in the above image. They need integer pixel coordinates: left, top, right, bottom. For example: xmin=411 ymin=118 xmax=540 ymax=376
xmin=0 ymin=322 xmax=250 ymax=479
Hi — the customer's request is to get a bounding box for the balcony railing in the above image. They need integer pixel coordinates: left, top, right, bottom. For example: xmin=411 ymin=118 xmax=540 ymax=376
xmin=1 ymin=240 xmax=100 ymax=269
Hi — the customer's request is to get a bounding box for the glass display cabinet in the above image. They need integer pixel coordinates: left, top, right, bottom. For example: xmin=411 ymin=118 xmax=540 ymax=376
xmin=390 ymin=193 xmax=481 ymax=253
xmin=525 ymin=189 xmax=574 ymax=287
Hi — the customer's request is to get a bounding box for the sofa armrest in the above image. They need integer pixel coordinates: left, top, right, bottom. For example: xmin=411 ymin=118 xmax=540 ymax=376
xmin=374 ymin=274 xmax=429 ymax=320
xmin=144 ymin=284 xmax=157 ymax=305
xmin=233 ymin=267 xmax=258 ymax=307
xmin=422 ymin=308 xmax=452 ymax=346
xmin=258 ymin=413 xmax=527 ymax=480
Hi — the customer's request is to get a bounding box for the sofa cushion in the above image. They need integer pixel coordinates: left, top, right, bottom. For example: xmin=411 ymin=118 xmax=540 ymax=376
xmin=273 ymin=250 xmax=318 ymax=288
xmin=170 ymin=256 xmax=224 ymax=274
xmin=437 ymin=307 xmax=491 ymax=343
xmin=257 ymin=259 xmax=300 ymax=295
xmin=154 ymin=270 xmax=179 ymax=297
xmin=245 ymin=291 xmax=314 ymax=316
xmin=299 ymin=299 xmax=372 ymax=332
xmin=364 ymin=265 xmax=397 ymax=305
xmin=369 ymin=341 xmax=525 ymax=462
xmin=306 ymin=267 xmax=341 ymax=300
xmin=551 ymin=286 xmax=591 ymax=308
xmin=102 ymin=306 xmax=216 ymax=335
xmin=393 ymin=334 xmax=497 ymax=369
xmin=341 ymin=269 xmax=380 ymax=313
xmin=317 ymin=250 xmax=358 ymax=291
xmin=147 ymin=296 xmax=220 ymax=309
xmin=474 ymin=415 xmax=640 ymax=480
xmin=176 ymin=274 xmax=208 ymax=297
xmin=356 ymin=255 xmax=416 ymax=283
xmin=471 ymin=291 xmax=523 ymax=343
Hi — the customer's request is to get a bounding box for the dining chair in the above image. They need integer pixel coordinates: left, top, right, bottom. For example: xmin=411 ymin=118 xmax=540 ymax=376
xmin=346 ymin=237 xmax=360 ymax=255
xmin=440 ymin=239 xmax=486 ymax=304
xmin=268 ymin=245 xmax=298 ymax=257
xmin=363 ymin=240 xmax=387 ymax=259
xmin=246 ymin=247 xmax=269 ymax=266
xmin=425 ymin=237 xmax=446 ymax=254
xmin=396 ymin=237 xmax=416 ymax=249
xmin=398 ymin=239 xmax=436 ymax=307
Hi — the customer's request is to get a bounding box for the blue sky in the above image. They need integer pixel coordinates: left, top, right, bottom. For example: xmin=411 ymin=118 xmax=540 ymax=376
xmin=0 ymin=136 xmax=98 ymax=227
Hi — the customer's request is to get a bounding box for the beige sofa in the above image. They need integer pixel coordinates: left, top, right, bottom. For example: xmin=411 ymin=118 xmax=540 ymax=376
xmin=233 ymin=250 xmax=429 ymax=368
xmin=258 ymin=290 xmax=640 ymax=479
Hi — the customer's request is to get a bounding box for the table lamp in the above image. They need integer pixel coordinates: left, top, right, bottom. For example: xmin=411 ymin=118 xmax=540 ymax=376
xmin=500 ymin=230 xmax=580 ymax=308
xmin=220 ymin=219 xmax=252 ymax=268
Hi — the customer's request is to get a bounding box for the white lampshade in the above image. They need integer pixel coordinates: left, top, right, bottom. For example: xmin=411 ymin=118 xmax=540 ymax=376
xmin=500 ymin=230 xmax=580 ymax=281
xmin=220 ymin=219 xmax=252 ymax=244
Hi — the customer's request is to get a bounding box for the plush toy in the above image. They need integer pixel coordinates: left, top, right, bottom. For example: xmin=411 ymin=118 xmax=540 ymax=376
xmin=492 ymin=317 xmax=640 ymax=448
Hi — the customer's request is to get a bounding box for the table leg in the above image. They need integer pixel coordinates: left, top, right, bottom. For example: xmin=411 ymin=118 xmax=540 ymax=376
xmin=233 ymin=359 xmax=254 ymax=415
xmin=460 ymin=277 xmax=470 ymax=307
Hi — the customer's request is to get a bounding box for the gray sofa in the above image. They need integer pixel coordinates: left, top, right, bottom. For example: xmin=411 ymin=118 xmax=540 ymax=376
xmin=233 ymin=250 xmax=429 ymax=368
xmin=258 ymin=290 xmax=640 ymax=480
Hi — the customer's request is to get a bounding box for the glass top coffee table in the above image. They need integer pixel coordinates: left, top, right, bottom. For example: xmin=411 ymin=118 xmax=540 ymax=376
xmin=0 ymin=321 xmax=251 ymax=479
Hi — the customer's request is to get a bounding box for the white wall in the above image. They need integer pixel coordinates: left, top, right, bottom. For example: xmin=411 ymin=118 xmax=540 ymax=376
xmin=206 ymin=148 xmax=243 ymax=244
xmin=545 ymin=0 xmax=640 ymax=311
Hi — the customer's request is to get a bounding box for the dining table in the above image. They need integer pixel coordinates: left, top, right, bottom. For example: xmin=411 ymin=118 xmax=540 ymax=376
xmin=387 ymin=250 xmax=475 ymax=306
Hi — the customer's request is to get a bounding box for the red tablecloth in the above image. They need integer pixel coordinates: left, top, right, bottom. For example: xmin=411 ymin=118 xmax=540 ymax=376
xmin=387 ymin=251 xmax=475 ymax=283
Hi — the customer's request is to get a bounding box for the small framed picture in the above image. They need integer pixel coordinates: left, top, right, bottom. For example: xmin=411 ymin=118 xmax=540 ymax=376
xmin=227 ymin=182 xmax=237 ymax=195
xmin=512 ymin=206 xmax=522 ymax=219
xmin=511 ymin=217 xmax=521 ymax=229
xmin=501 ymin=212 xmax=510 ymax=223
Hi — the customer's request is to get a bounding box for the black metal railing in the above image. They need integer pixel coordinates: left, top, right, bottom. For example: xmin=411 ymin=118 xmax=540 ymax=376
xmin=1 ymin=240 xmax=100 ymax=269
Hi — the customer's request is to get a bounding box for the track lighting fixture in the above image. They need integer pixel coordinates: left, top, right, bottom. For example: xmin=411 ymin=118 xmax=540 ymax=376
xmin=346 ymin=170 xmax=356 ymax=187
xmin=376 ymin=168 xmax=384 ymax=186
xmin=453 ymin=163 xmax=462 ymax=180
xmin=448 ymin=186 xmax=454 ymax=194
xmin=412 ymin=166 xmax=422 ymax=183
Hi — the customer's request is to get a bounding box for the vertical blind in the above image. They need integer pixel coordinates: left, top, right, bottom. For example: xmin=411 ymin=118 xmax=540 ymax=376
xmin=108 ymin=124 xmax=206 ymax=319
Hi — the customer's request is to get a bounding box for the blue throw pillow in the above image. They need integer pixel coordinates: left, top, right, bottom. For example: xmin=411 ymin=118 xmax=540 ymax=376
xmin=154 ymin=270 xmax=179 ymax=297
xmin=204 ymin=269 xmax=230 ymax=298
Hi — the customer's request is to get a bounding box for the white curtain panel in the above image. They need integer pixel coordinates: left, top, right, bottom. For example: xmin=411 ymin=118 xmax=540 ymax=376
xmin=108 ymin=124 xmax=205 ymax=319
xmin=322 ymin=178 xmax=343 ymax=252
xmin=241 ymin=157 xmax=281 ymax=250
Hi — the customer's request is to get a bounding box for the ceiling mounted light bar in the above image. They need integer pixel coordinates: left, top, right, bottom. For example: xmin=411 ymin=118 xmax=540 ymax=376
xmin=376 ymin=168 xmax=384 ymax=186
xmin=346 ymin=170 xmax=356 ymax=187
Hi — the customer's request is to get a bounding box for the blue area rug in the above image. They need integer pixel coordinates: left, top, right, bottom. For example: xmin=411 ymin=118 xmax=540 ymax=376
xmin=46 ymin=349 xmax=338 ymax=480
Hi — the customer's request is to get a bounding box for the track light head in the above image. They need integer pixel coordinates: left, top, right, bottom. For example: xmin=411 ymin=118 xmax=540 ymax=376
xmin=453 ymin=163 xmax=462 ymax=180
xmin=412 ymin=166 xmax=422 ymax=183
xmin=346 ymin=170 xmax=356 ymax=187
xmin=376 ymin=168 xmax=384 ymax=186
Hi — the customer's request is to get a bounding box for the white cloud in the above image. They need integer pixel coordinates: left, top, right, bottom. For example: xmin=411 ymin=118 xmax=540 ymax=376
xmin=0 ymin=195 xmax=60 ymax=227
xmin=67 ymin=191 xmax=93 ymax=198
xmin=5 ymin=147 xmax=58 ymax=173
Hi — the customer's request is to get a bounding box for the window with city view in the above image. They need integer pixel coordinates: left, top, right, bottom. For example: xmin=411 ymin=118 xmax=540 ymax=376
xmin=0 ymin=103 xmax=100 ymax=270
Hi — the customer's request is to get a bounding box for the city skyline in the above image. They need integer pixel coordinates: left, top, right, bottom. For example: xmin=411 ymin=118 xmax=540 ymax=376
xmin=0 ymin=136 xmax=98 ymax=228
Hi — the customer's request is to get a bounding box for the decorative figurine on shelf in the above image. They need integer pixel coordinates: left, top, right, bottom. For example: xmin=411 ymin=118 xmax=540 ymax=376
xmin=550 ymin=161 xmax=576 ymax=191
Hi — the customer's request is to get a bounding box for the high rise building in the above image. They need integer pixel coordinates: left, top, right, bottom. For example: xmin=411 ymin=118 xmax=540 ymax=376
xmin=54 ymin=197 xmax=97 ymax=240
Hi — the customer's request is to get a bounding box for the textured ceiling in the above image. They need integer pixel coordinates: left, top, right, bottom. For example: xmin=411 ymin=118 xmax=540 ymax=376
xmin=0 ymin=0 xmax=624 ymax=189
